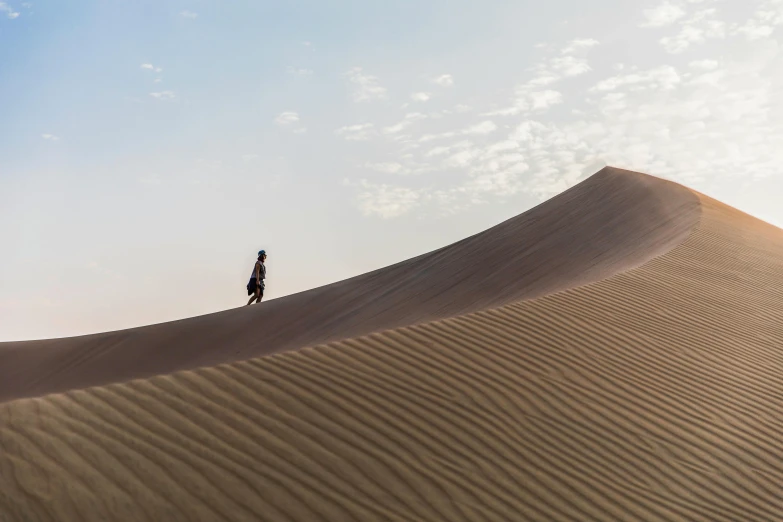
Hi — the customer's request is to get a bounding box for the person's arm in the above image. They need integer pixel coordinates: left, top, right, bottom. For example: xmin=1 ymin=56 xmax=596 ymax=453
xmin=255 ymin=261 xmax=261 ymax=281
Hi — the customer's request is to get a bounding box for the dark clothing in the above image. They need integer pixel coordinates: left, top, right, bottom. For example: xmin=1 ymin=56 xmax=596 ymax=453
xmin=247 ymin=260 xmax=266 ymax=297
xmin=247 ymin=277 xmax=264 ymax=297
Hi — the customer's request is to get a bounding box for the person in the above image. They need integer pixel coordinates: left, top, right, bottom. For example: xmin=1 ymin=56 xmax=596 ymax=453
xmin=246 ymin=250 xmax=267 ymax=305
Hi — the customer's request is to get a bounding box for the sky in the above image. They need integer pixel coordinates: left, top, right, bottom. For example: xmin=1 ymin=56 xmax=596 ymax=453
xmin=2 ymin=0 xmax=783 ymax=341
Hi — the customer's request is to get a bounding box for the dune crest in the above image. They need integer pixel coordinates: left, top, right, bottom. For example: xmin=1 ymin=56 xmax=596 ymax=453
xmin=0 ymin=167 xmax=699 ymax=402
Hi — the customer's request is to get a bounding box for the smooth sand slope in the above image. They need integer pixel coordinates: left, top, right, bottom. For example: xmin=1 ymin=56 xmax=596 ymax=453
xmin=3 ymin=167 xmax=783 ymax=521
xmin=0 ymin=167 xmax=699 ymax=402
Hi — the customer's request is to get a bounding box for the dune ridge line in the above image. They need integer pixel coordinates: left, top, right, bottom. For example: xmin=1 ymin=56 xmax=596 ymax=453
xmin=0 ymin=167 xmax=701 ymax=402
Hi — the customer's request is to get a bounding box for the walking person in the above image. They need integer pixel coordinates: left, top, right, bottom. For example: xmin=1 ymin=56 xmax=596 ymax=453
xmin=246 ymin=250 xmax=267 ymax=305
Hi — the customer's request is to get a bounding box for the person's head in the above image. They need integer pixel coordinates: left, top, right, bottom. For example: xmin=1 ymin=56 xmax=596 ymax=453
xmin=258 ymin=249 xmax=267 ymax=261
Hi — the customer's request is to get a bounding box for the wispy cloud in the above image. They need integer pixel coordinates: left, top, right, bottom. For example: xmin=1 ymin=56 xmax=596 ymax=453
xmin=348 ymin=179 xmax=422 ymax=218
xmin=345 ymin=67 xmax=388 ymax=102
xmin=336 ymin=123 xmax=376 ymax=141
xmin=383 ymin=113 xmax=427 ymax=135
xmin=0 ymin=1 xmax=19 ymax=18
xmin=180 ymin=10 xmax=198 ymax=19
xmin=149 ymin=91 xmax=176 ymax=100
xmin=591 ymin=65 xmax=681 ymax=92
xmin=410 ymin=92 xmax=431 ymax=102
xmin=41 ymin=133 xmax=59 ymax=141
xmin=641 ymin=1 xmax=686 ymax=27
xmin=286 ymin=66 xmax=313 ymax=77
xmin=274 ymin=111 xmax=307 ymax=133
xmin=484 ymin=38 xmax=598 ymax=116
xmin=141 ymin=63 xmax=163 ymax=73
xmin=433 ymin=74 xmax=454 ymax=87
xmin=463 ymin=121 xmax=498 ymax=135
xmin=659 ymin=8 xmax=726 ymax=53
xmin=732 ymin=0 xmax=783 ymax=40
xmin=275 ymin=111 xmax=300 ymax=126
xmin=560 ymin=38 xmax=599 ymax=54
xmin=549 ymin=55 xmax=593 ymax=77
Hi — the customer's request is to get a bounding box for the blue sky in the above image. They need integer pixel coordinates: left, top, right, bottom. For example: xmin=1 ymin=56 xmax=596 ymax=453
xmin=2 ymin=0 xmax=783 ymax=341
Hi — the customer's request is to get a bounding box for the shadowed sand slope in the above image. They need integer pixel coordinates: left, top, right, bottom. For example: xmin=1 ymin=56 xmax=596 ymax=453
xmin=0 ymin=167 xmax=700 ymax=402
xmin=3 ymin=173 xmax=783 ymax=521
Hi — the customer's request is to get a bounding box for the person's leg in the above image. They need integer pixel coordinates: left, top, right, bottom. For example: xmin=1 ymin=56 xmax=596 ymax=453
xmin=254 ymin=287 xmax=263 ymax=304
xmin=246 ymin=282 xmax=257 ymax=306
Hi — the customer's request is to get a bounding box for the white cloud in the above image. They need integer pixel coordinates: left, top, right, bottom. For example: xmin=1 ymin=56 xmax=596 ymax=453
xmin=351 ymin=180 xmax=421 ymax=218
xmin=732 ymin=0 xmax=783 ymax=40
xmin=411 ymin=92 xmax=431 ymax=102
xmin=463 ymin=120 xmax=498 ymax=135
xmin=153 ymin=78 xmax=162 ymax=83
xmin=141 ymin=63 xmax=163 ymax=73
xmin=336 ymin=123 xmax=375 ymax=141
xmin=487 ymin=88 xmax=564 ymax=116
xmin=346 ymin=67 xmax=388 ymax=102
xmin=180 ymin=10 xmax=198 ymax=19
xmin=338 ymin=3 xmax=783 ymax=218
xmin=591 ymin=65 xmax=681 ymax=92
xmin=41 ymin=133 xmax=59 ymax=141
xmin=642 ymin=2 xmax=687 ymax=27
xmin=529 ymin=90 xmax=564 ymax=110
xmin=286 ymin=66 xmax=313 ymax=77
xmin=383 ymin=112 xmax=427 ymax=135
xmin=275 ymin=111 xmax=300 ymax=126
xmin=660 ymin=9 xmax=726 ymax=53
xmin=242 ymin=154 xmax=259 ymax=161
xmin=0 ymin=1 xmax=19 ymax=18
xmin=550 ymin=55 xmax=592 ymax=77
xmin=340 ymin=0 xmax=783 ymax=217
xmin=433 ymin=74 xmax=454 ymax=87
xmin=425 ymin=142 xmax=467 ymax=157
xmin=383 ymin=122 xmax=409 ymax=135
xmin=149 ymin=91 xmax=176 ymax=100
xmin=446 ymin=148 xmax=482 ymax=168
xmin=486 ymin=38 xmax=598 ymax=116
xmin=735 ymin=22 xmax=775 ymax=40
xmin=560 ymin=38 xmax=600 ymax=54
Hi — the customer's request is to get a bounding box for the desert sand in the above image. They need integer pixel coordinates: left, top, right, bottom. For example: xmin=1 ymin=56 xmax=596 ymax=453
xmin=1 ymin=166 xmax=782 ymax=521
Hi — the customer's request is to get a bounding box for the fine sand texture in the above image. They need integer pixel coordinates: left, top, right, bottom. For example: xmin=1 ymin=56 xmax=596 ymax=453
xmin=3 ymin=167 xmax=783 ymax=521
xmin=0 ymin=167 xmax=700 ymax=402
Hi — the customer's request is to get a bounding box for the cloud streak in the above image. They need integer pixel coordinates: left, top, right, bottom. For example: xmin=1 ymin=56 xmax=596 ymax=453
xmin=346 ymin=67 xmax=388 ymax=102
xmin=149 ymin=91 xmax=176 ymax=100
xmin=0 ymin=1 xmax=19 ymax=18
xmin=336 ymin=123 xmax=376 ymax=141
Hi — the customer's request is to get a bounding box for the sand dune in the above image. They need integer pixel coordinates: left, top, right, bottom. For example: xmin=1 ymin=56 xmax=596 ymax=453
xmin=3 ymin=167 xmax=783 ymax=521
xmin=0 ymin=167 xmax=699 ymax=402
